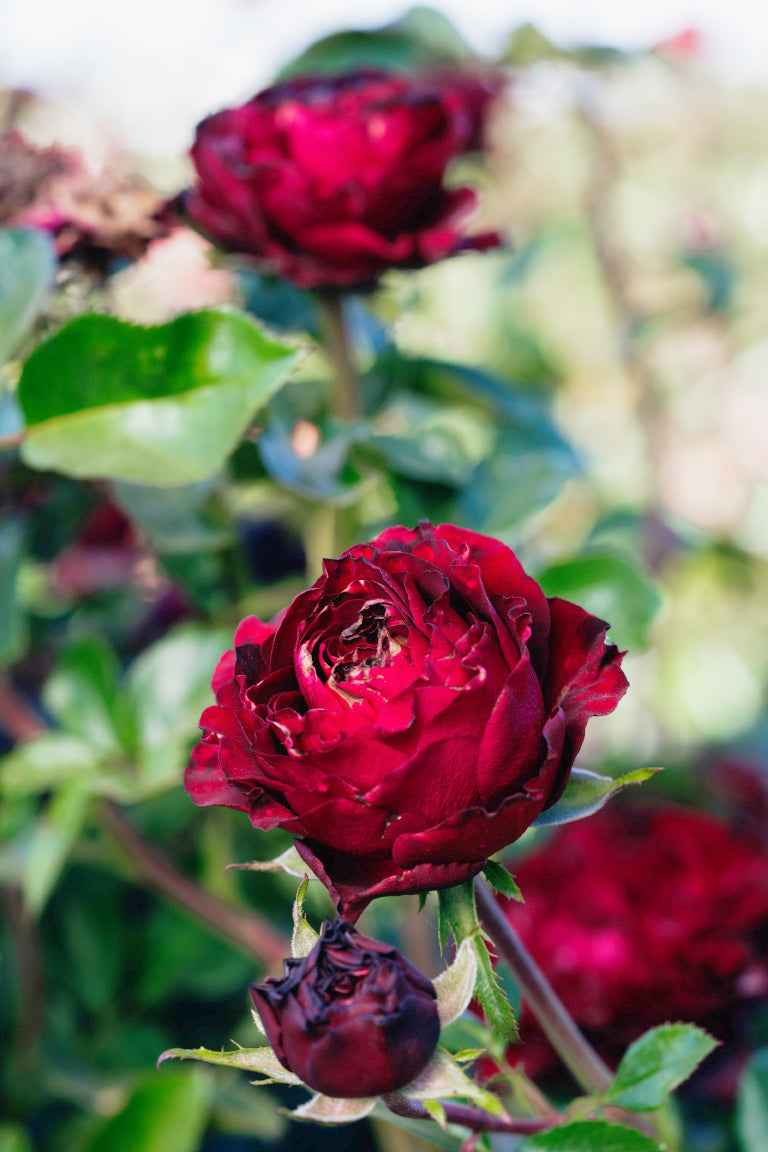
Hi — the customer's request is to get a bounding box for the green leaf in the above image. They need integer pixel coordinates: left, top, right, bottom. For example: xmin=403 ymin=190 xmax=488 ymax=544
xmin=291 ymin=875 xmax=320 ymax=958
xmin=538 ymin=552 xmax=661 ymax=651
xmin=159 ymin=1045 xmax=302 ymax=1085
xmin=437 ymin=883 xmax=518 ymax=1042
xmin=113 ymin=479 xmax=231 ymax=555
xmin=19 ymin=309 xmax=304 ymax=485
xmin=422 ymin=1100 xmax=448 ymax=1130
xmin=398 ymin=1047 xmax=502 ymax=1114
xmin=521 ymin=1120 xmax=663 ymax=1152
xmin=0 ymin=227 xmax=55 ymax=364
xmin=82 ymin=1069 xmax=213 ymax=1152
xmin=21 ymin=781 xmax=91 ymax=914
xmin=125 ymin=625 xmax=231 ymax=793
xmin=482 ymin=859 xmax=523 ymax=902
xmin=534 ymin=767 xmax=661 ymax=828
xmin=0 ymin=517 xmax=27 ymax=665
xmin=736 ymin=1048 xmax=768 ymax=1152
xmin=0 ymin=733 xmax=115 ymax=799
xmin=606 ymin=1023 xmax=717 ymax=1112
xmin=0 ymin=1123 xmax=34 ymax=1152
xmin=43 ymin=637 xmax=127 ymax=755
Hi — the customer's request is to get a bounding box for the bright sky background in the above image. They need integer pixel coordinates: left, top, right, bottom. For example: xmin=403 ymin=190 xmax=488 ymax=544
xmin=0 ymin=0 xmax=766 ymax=155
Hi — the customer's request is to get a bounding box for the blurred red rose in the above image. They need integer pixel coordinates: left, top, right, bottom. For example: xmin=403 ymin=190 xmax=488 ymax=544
xmin=250 ymin=918 xmax=440 ymax=1097
xmin=500 ymin=805 xmax=768 ymax=1077
xmin=186 ymin=522 xmax=627 ymax=918
xmin=181 ymin=70 xmax=502 ymax=291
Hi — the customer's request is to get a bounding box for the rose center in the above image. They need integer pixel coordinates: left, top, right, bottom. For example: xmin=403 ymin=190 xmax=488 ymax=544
xmin=333 ymin=601 xmax=408 ymax=683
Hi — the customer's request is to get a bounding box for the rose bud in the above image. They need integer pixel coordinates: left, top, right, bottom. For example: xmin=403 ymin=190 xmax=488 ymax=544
xmin=249 ymin=919 xmax=440 ymax=1098
xmin=499 ymin=804 xmax=768 ymax=1079
xmin=179 ymin=70 xmax=501 ymax=291
xmin=186 ymin=522 xmax=628 ymax=918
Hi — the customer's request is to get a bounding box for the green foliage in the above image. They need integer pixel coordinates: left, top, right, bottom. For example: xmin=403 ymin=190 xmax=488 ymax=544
xmin=18 ymin=309 xmax=304 ymax=484
xmin=537 ymin=551 xmax=661 ymax=650
xmin=0 ymin=227 xmax=55 ymax=364
xmin=533 ymin=767 xmax=661 ymax=828
xmin=482 ymin=859 xmax=523 ymax=902
xmin=520 ymin=1120 xmax=663 ymax=1152
xmin=605 ymin=1024 xmax=718 ymax=1112
xmin=81 ymin=1069 xmax=213 ymax=1152
xmin=0 ymin=518 xmax=26 ymax=665
xmin=278 ymin=5 xmax=472 ymax=78
xmin=737 ymin=1049 xmax=768 ymax=1152
xmin=437 ymin=882 xmax=518 ymax=1043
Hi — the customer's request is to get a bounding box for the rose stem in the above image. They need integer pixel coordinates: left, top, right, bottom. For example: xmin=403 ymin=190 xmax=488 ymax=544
xmin=0 ymin=678 xmax=290 ymax=970
xmin=474 ymin=876 xmax=614 ymax=1095
xmin=380 ymin=1094 xmax=554 ymax=1136
xmin=317 ymin=292 xmax=363 ymax=421
xmin=98 ymin=801 xmax=289 ymax=968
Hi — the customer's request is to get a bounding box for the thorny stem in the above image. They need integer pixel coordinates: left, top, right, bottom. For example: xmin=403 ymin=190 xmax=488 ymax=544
xmin=380 ymin=1093 xmax=555 ymax=1137
xmin=474 ymin=876 xmax=614 ymax=1095
xmin=0 ymin=677 xmax=290 ymax=970
xmin=317 ymin=292 xmax=363 ymax=421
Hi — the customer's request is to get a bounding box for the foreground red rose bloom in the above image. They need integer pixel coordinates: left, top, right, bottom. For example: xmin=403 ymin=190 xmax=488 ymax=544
xmin=500 ymin=805 xmax=768 ymax=1078
xmin=186 ymin=522 xmax=627 ymax=917
xmin=181 ymin=70 xmax=501 ymax=290
xmin=249 ymin=919 xmax=440 ymax=1097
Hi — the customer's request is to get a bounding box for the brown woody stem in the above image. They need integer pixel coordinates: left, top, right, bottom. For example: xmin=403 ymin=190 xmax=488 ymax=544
xmin=380 ymin=1093 xmax=554 ymax=1136
xmin=317 ymin=292 xmax=362 ymax=421
xmin=474 ymin=876 xmax=614 ymax=1095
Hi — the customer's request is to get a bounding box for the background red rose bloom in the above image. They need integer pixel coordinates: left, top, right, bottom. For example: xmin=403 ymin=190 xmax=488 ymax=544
xmin=500 ymin=805 xmax=768 ymax=1078
xmin=181 ymin=70 xmax=502 ymax=290
xmin=186 ymin=522 xmax=627 ymax=917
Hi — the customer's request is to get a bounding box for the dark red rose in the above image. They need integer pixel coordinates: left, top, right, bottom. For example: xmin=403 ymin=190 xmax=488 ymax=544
xmin=181 ymin=70 xmax=501 ymax=291
xmin=186 ymin=522 xmax=627 ymax=918
xmin=499 ymin=805 xmax=768 ymax=1078
xmin=249 ymin=918 xmax=440 ymax=1097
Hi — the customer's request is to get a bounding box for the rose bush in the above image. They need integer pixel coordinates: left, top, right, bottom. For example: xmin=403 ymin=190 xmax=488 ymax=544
xmin=249 ymin=918 xmax=440 ymax=1097
xmin=181 ymin=70 xmax=501 ymax=290
xmin=500 ymin=805 xmax=768 ymax=1076
xmin=187 ymin=522 xmax=627 ymax=917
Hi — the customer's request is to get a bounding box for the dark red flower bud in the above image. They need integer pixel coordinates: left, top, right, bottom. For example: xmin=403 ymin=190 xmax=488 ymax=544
xmin=249 ymin=919 xmax=440 ymax=1098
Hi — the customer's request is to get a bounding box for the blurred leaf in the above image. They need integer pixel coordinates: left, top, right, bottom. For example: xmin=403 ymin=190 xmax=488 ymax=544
xmin=125 ymin=625 xmax=230 ymax=792
xmin=18 ymin=309 xmax=304 ymax=485
xmin=113 ymin=479 xmax=231 ymax=555
xmin=237 ymin=268 xmax=320 ymax=335
xmin=82 ymin=1069 xmax=213 ymax=1152
xmin=0 ymin=1124 xmax=34 ymax=1152
xmin=0 ymin=734 xmax=109 ymax=798
xmin=0 ymin=227 xmax=55 ymax=364
xmin=259 ymin=420 xmax=365 ymax=505
xmin=366 ymin=393 xmax=493 ymax=487
xmin=538 ymin=552 xmax=661 ymax=650
xmin=482 ymin=859 xmax=523 ymax=902
xmin=605 ymin=1024 xmax=717 ymax=1111
xmin=279 ymin=5 xmax=472 ymax=78
xmin=737 ymin=1048 xmax=768 ymax=1152
xmin=212 ymin=1075 xmax=286 ymax=1140
xmin=43 ymin=637 xmax=128 ymax=755
xmin=682 ymin=251 xmax=734 ymax=312
xmin=22 ymin=781 xmax=91 ymax=914
xmin=138 ymin=904 xmax=254 ymax=1004
xmin=534 ymin=767 xmax=661 ymax=828
xmin=0 ymin=517 xmax=27 ymax=665
xmin=521 ymin=1120 xmax=663 ymax=1151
